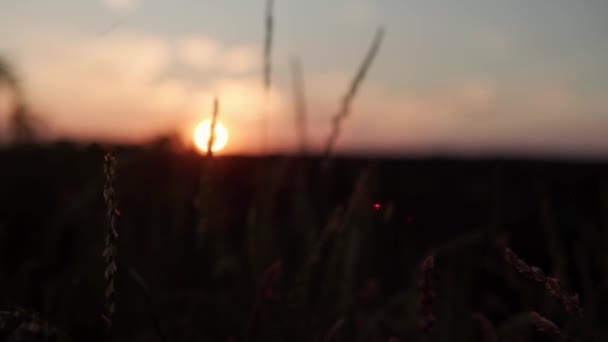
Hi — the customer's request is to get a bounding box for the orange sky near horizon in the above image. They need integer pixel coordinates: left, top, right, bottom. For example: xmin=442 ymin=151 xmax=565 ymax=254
xmin=1 ymin=0 xmax=608 ymax=157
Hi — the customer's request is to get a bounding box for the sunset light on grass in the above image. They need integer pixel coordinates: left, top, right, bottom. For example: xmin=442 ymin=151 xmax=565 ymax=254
xmin=193 ymin=119 xmax=229 ymax=153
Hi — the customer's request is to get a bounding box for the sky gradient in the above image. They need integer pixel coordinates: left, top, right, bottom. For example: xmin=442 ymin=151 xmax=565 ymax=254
xmin=1 ymin=0 xmax=607 ymax=156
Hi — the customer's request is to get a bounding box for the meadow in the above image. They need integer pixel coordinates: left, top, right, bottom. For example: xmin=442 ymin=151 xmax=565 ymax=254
xmin=1 ymin=141 xmax=607 ymax=341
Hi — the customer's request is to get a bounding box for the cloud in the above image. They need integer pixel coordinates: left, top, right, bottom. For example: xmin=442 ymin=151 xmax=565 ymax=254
xmin=298 ymin=71 xmax=608 ymax=156
xmin=18 ymin=30 xmax=171 ymax=140
xmin=175 ymin=37 xmax=260 ymax=75
xmin=1 ymin=28 xmax=607 ymax=156
xmin=174 ymin=37 xmax=221 ymax=71
xmin=0 ymin=28 xmax=281 ymax=148
xmin=102 ymin=0 xmax=138 ymax=12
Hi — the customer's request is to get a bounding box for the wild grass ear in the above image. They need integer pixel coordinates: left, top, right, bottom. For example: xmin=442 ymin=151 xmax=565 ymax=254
xmin=102 ymin=152 xmax=120 ymax=330
xmin=504 ymin=248 xmax=583 ymax=319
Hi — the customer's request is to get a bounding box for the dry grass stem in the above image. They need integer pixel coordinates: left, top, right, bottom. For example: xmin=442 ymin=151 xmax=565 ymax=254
xmin=338 ymin=169 xmax=371 ymax=232
xmin=102 ymin=152 xmax=120 ymax=329
xmin=529 ymin=311 xmax=567 ymax=341
xmin=323 ymin=317 xmax=345 ymax=342
xmin=290 ymin=57 xmax=308 ymax=155
xmin=261 ymin=0 xmax=274 ymax=154
xmin=323 ymin=27 xmax=385 ymax=164
xmin=472 ymin=312 xmax=498 ymax=342
xmin=264 ymin=0 xmax=273 ymax=93
xmin=249 ymin=260 xmax=282 ymax=337
xmin=417 ymin=254 xmax=435 ymax=334
xmin=197 ymin=98 xmax=220 ymax=239
xmin=206 ymin=97 xmax=219 ymax=158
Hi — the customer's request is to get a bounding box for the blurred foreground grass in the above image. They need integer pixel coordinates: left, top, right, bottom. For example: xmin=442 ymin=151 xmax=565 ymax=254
xmin=0 ymin=142 xmax=607 ymax=341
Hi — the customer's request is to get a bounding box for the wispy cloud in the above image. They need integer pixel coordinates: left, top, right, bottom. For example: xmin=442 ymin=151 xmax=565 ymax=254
xmin=299 ymin=71 xmax=608 ymax=156
xmin=1 ymin=28 xmax=283 ymax=150
xmin=102 ymin=0 xmax=139 ymax=12
xmin=1 ymin=24 xmax=607 ymax=155
xmin=175 ymin=37 xmax=260 ymax=75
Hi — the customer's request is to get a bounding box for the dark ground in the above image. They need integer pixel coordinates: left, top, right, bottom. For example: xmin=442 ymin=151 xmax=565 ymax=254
xmin=1 ymin=141 xmax=607 ymax=341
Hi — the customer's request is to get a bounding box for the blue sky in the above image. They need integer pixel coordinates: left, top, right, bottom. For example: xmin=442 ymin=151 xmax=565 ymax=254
xmin=1 ymin=0 xmax=607 ymax=156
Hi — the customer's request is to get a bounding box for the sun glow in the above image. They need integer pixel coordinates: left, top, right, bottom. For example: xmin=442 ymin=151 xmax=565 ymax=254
xmin=193 ymin=120 xmax=229 ymax=153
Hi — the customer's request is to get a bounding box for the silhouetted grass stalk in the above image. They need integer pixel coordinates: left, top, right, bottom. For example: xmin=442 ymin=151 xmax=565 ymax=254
xmin=529 ymin=311 xmax=568 ymax=341
xmin=472 ymin=312 xmax=497 ymax=342
xmin=197 ymin=98 xmax=219 ymax=240
xmin=536 ymin=179 xmax=568 ymax=285
xmin=261 ymin=0 xmax=273 ymax=154
xmin=504 ymin=248 xmax=583 ymax=318
xmin=127 ymin=267 xmax=168 ymax=342
xmin=323 ymin=317 xmax=345 ymax=342
xmin=290 ymin=57 xmax=308 ymax=155
xmin=417 ymin=254 xmax=435 ymax=334
xmin=249 ymin=260 xmax=282 ymax=338
xmin=207 ymin=97 xmax=219 ymax=158
xmin=102 ymin=152 xmax=120 ymax=330
xmin=293 ymin=170 xmax=370 ymax=316
xmin=323 ymin=27 xmax=385 ymax=166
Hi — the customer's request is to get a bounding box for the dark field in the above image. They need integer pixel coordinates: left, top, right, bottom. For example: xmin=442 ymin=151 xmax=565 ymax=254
xmin=1 ymin=142 xmax=607 ymax=341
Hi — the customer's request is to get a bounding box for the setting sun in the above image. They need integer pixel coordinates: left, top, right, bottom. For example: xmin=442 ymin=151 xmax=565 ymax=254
xmin=193 ymin=120 xmax=229 ymax=153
